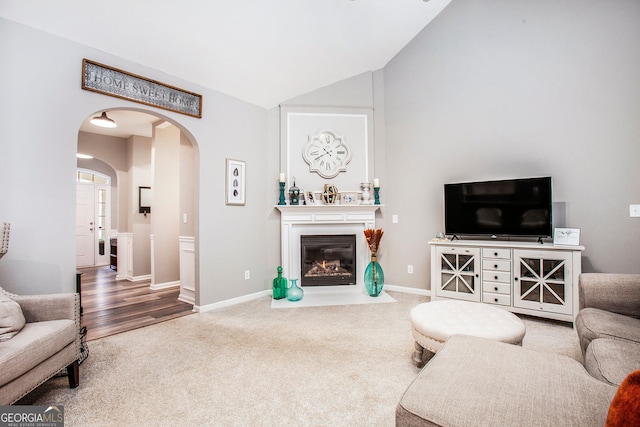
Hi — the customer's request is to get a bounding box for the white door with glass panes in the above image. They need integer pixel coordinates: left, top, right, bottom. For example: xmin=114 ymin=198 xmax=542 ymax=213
xmin=76 ymin=171 xmax=110 ymax=267
xmin=513 ymin=249 xmax=572 ymax=316
xmin=434 ymin=246 xmax=481 ymax=302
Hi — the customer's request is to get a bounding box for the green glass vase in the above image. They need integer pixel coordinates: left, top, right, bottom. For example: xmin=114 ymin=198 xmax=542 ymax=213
xmin=287 ymin=278 xmax=304 ymax=302
xmin=364 ymin=256 xmax=384 ymax=297
xmin=272 ymin=266 xmax=288 ymax=300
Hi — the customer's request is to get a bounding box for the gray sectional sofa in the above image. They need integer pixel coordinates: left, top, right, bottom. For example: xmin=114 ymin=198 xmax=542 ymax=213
xmin=396 ymin=273 xmax=640 ymax=426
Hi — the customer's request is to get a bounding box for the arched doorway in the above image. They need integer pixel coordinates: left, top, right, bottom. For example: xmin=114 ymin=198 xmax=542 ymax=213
xmin=77 ymin=108 xmax=198 ymax=339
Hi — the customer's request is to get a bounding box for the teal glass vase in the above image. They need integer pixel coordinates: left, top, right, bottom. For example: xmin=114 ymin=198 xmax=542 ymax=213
xmin=287 ymin=278 xmax=304 ymax=302
xmin=272 ymin=266 xmax=288 ymax=300
xmin=364 ymin=256 xmax=384 ymax=297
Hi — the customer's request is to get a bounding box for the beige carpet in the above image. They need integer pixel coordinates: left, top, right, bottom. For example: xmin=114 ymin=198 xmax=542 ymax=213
xmin=17 ymin=292 xmax=581 ymax=426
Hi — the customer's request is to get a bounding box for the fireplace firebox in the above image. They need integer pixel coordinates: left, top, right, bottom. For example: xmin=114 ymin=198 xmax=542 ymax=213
xmin=300 ymin=234 xmax=356 ymax=286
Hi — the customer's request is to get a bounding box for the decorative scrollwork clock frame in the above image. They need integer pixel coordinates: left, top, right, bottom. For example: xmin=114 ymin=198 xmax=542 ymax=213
xmin=302 ymin=130 xmax=352 ymax=179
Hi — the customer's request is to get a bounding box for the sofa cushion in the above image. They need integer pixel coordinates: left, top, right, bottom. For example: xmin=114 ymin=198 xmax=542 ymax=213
xmin=585 ymin=339 xmax=640 ymax=387
xmin=575 ymin=307 xmax=640 ymax=355
xmin=606 ymin=370 xmax=640 ymax=426
xmin=0 ymin=293 xmax=26 ymax=341
xmin=0 ymin=319 xmax=76 ymax=386
xmin=396 ymin=335 xmax=617 ymax=427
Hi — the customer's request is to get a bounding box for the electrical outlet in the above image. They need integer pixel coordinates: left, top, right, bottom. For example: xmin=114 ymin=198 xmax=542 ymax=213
xmin=244 ymin=270 xmax=250 ymax=280
xmin=392 ymin=215 xmax=398 ymax=224
xmin=408 ymin=265 xmax=413 ymax=274
xmin=630 ymin=205 xmax=640 ymax=218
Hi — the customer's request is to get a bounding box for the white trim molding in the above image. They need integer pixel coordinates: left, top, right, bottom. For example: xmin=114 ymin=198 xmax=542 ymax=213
xmin=178 ymin=236 xmax=196 ymax=304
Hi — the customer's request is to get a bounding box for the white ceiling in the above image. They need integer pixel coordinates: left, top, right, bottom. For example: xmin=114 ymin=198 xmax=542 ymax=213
xmin=79 ymin=110 xmax=160 ymax=139
xmin=1 ymin=0 xmax=451 ymax=109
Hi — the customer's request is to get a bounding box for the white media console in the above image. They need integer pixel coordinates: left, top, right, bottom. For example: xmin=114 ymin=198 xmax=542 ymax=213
xmin=429 ymin=240 xmax=585 ymax=323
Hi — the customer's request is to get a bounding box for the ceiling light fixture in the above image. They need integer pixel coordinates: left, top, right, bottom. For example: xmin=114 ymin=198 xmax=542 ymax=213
xmin=76 ymin=153 xmax=94 ymax=159
xmin=90 ymin=112 xmax=117 ymax=128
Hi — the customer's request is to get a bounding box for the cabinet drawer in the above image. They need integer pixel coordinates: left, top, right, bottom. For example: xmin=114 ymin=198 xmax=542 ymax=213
xmin=483 ymin=282 xmax=511 ymax=295
xmin=483 ymin=292 xmax=511 ymax=306
xmin=482 ymin=270 xmax=511 ymax=283
xmin=482 ymin=259 xmax=511 ymax=272
xmin=482 ymin=248 xmax=511 ymax=259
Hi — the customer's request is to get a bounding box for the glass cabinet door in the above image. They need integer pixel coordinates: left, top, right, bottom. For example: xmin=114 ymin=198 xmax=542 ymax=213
xmin=436 ymin=247 xmax=480 ymax=302
xmin=513 ymin=250 xmax=572 ymax=315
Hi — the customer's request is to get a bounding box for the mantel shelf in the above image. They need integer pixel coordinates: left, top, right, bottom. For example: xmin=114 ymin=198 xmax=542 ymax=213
xmin=275 ymin=204 xmax=383 ymax=212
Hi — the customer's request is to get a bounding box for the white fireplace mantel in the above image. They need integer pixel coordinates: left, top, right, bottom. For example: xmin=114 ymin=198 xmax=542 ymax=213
xmin=276 ymin=205 xmax=382 ymax=286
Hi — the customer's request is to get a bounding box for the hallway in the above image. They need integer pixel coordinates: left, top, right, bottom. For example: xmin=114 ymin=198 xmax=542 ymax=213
xmin=78 ymin=266 xmax=193 ymax=341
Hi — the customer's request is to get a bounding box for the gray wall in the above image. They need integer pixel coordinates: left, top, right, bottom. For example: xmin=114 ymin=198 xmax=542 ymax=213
xmin=1 ymin=1 xmax=638 ymax=300
xmin=382 ymin=0 xmax=640 ymax=291
xmin=128 ymin=135 xmax=152 ymax=278
xmin=180 ymin=132 xmax=196 ymax=238
xmin=0 ymin=18 xmax=271 ymax=304
xmin=151 ymin=124 xmax=180 ymax=285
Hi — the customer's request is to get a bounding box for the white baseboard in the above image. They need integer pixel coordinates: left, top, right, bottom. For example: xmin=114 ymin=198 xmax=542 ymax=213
xmin=127 ymin=274 xmax=152 ymax=282
xmin=150 ymin=280 xmax=180 ymax=290
xmin=178 ymin=294 xmax=195 ymax=305
xmin=383 ymin=284 xmax=431 ymax=297
xmin=195 ymin=290 xmax=272 ymax=313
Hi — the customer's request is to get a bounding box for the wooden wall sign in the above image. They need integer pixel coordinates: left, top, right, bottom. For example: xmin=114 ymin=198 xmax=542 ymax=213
xmin=82 ymin=59 xmax=202 ymax=118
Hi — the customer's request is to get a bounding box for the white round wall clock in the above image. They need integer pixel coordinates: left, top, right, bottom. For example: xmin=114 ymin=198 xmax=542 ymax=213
xmin=302 ymin=130 xmax=352 ymax=179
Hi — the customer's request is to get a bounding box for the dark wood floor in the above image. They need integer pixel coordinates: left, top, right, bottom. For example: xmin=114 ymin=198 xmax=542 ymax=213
xmin=78 ymin=266 xmax=194 ymax=341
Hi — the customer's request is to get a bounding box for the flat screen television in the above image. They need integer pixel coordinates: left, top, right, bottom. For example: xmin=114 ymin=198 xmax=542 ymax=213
xmin=444 ymin=177 xmax=552 ymax=239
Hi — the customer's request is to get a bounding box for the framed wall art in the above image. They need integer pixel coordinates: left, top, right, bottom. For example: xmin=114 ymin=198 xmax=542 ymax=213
xmin=82 ymin=59 xmax=202 ymax=118
xmin=225 ymin=159 xmax=245 ymax=205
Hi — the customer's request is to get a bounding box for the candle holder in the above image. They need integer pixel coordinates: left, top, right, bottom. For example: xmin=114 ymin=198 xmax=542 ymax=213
xmin=374 ymin=186 xmax=380 ymax=205
xmin=361 ymin=182 xmax=372 ymax=205
xmin=278 ymin=182 xmax=286 ymax=205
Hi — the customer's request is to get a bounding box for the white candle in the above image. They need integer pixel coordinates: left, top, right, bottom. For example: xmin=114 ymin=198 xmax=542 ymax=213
xmin=279 ymin=173 xmax=285 ymax=183
xmin=374 ymin=178 xmax=380 ymax=187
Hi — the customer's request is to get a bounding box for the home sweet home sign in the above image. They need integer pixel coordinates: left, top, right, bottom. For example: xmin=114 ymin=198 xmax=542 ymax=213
xmin=82 ymin=59 xmax=202 ymax=118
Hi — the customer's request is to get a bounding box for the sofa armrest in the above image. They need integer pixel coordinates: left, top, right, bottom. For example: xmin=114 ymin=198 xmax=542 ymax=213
xmin=7 ymin=291 xmax=78 ymax=323
xmin=579 ymin=273 xmax=640 ymax=318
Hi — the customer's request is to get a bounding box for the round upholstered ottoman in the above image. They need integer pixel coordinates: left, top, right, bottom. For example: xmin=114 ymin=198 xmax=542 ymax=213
xmin=410 ymin=300 xmax=526 ymax=366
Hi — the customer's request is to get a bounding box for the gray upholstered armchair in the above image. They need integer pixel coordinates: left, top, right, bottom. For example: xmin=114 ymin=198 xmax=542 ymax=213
xmin=575 ymin=273 xmax=640 ymax=386
xmin=0 ymin=287 xmax=81 ymax=404
xmin=0 ymin=225 xmax=81 ymax=404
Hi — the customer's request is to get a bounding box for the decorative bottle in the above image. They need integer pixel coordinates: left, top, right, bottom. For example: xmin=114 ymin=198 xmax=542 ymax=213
xmin=286 ymin=278 xmax=304 ymax=302
xmin=364 ymin=255 xmax=385 ymax=297
xmin=272 ymin=266 xmax=287 ymax=300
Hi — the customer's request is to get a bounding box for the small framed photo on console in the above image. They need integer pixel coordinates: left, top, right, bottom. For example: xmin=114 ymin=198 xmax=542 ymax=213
xmin=553 ymin=228 xmax=580 ymax=246
xmin=340 ymin=192 xmax=359 ymax=205
xmin=304 ymin=191 xmax=315 ymax=205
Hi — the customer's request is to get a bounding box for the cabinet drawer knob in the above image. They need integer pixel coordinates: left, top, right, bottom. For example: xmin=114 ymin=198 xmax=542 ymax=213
xmin=494 ymin=298 xmax=499 ymax=302
xmin=494 ymin=275 xmax=498 ymax=280
xmin=494 ymin=252 xmax=498 ymax=256
xmin=494 ymin=264 xmax=498 ymax=269
xmin=494 ymin=287 xmax=498 ymax=291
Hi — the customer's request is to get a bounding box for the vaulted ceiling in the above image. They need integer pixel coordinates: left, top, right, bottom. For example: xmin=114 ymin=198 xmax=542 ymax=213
xmin=0 ymin=0 xmax=451 ymax=109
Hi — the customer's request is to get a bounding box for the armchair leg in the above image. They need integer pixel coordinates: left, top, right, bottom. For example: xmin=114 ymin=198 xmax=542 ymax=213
xmin=66 ymin=360 xmax=79 ymax=388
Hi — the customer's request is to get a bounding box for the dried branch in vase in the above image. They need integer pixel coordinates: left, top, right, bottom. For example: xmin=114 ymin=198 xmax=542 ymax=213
xmin=364 ymin=228 xmax=384 ymax=256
